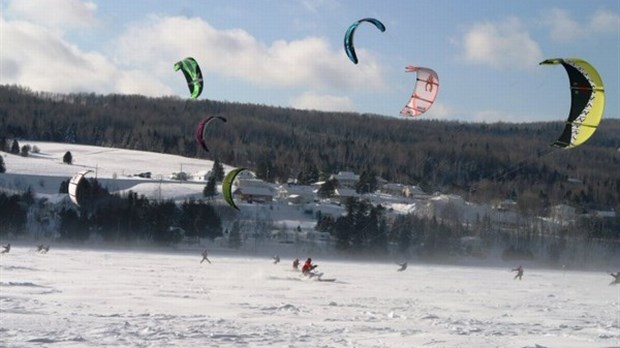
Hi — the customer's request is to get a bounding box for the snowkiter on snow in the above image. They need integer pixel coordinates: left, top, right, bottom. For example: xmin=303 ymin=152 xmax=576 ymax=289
xmin=609 ymin=272 xmax=620 ymax=285
xmin=512 ymin=265 xmax=524 ymax=280
xmin=200 ymin=249 xmax=211 ymax=264
xmin=301 ymin=258 xmax=318 ymax=276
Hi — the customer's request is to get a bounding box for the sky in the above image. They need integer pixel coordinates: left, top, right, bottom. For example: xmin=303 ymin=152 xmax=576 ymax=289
xmin=0 ymin=0 xmax=618 ymax=123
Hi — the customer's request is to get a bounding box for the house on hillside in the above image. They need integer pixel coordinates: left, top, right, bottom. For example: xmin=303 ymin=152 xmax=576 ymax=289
xmin=277 ymin=184 xmax=316 ymax=204
xmin=235 ymin=178 xmax=275 ymax=204
xmin=380 ymin=183 xmax=406 ymax=196
xmin=380 ymin=183 xmax=427 ymax=198
xmin=304 ymin=202 xmax=346 ymax=219
xmin=493 ymin=199 xmax=518 ymax=212
xmin=403 ymin=185 xmax=427 ymax=198
xmin=550 ymin=204 xmax=576 ymax=224
xmin=330 ymin=171 xmax=359 ymax=188
xmin=334 ymin=187 xmax=358 ymax=204
xmin=588 ymin=210 xmax=617 ymax=219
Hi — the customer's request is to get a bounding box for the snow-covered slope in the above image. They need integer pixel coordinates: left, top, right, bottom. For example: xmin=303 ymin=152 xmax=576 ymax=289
xmin=1 ymin=141 xmax=233 ymax=198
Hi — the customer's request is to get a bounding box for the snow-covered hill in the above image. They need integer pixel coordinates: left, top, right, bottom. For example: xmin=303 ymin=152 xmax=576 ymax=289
xmin=1 ymin=140 xmax=233 ymax=199
xmin=0 ymin=141 xmax=340 ymax=244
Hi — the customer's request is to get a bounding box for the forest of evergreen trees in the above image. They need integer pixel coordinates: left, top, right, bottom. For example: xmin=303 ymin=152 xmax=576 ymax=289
xmin=1 ymin=85 xmax=618 ymax=215
xmin=0 ymin=85 xmax=619 ymax=260
xmin=0 ymin=180 xmax=223 ymax=245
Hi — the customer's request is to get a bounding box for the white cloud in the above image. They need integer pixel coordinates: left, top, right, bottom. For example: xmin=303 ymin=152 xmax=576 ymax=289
xmin=2 ymin=12 xmax=381 ymax=99
xmin=290 ymin=92 xmax=356 ymax=112
xmin=298 ymin=0 xmax=338 ymax=13
xmin=543 ymin=8 xmax=620 ymax=42
xmin=113 ymin=16 xmax=387 ymax=92
xmin=5 ymin=0 xmax=98 ymax=30
xmin=0 ymin=17 xmax=172 ymax=96
xmin=461 ymin=18 xmax=543 ymax=70
xmin=424 ymin=102 xmax=458 ymax=121
xmin=589 ymin=10 xmax=620 ymax=34
xmin=544 ymin=8 xmax=585 ymax=42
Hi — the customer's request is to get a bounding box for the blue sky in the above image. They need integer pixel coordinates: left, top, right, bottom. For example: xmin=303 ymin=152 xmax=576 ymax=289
xmin=1 ymin=0 xmax=618 ymax=122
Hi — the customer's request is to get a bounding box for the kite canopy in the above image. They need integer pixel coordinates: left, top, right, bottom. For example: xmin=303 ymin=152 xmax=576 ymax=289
xmin=222 ymin=168 xmax=247 ymax=211
xmin=344 ymin=18 xmax=386 ymax=64
xmin=68 ymin=170 xmax=93 ymax=207
xmin=400 ymin=66 xmax=439 ymax=117
xmin=174 ymin=57 xmax=204 ymax=99
xmin=196 ymin=116 xmax=227 ymax=152
xmin=540 ymin=58 xmax=605 ymax=149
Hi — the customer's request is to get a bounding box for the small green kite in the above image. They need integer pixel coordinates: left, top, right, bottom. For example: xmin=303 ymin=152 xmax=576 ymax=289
xmin=222 ymin=167 xmax=246 ymax=210
xmin=174 ymin=57 xmax=204 ymax=99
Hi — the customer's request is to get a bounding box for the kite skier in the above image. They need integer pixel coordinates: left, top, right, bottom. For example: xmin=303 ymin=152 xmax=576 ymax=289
xmin=200 ymin=249 xmax=211 ymax=264
xmin=301 ymin=258 xmax=319 ymax=277
xmin=512 ymin=265 xmax=524 ymax=280
xmin=609 ymin=272 xmax=620 ymax=285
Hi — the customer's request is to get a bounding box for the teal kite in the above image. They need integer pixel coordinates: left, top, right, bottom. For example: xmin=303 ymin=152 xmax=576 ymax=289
xmin=344 ymin=18 xmax=386 ymax=64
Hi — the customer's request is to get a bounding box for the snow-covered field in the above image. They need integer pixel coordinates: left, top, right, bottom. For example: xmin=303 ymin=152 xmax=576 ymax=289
xmin=1 ymin=141 xmax=230 ymax=200
xmin=1 ymin=246 xmax=619 ymax=348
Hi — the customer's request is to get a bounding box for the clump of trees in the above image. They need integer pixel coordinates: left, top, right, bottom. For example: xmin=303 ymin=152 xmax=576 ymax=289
xmin=1 ymin=178 xmax=224 ymax=245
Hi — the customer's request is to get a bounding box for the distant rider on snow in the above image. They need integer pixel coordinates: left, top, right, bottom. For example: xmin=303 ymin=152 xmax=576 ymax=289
xmin=609 ymin=272 xmax=620 ymax=285
xmin=512 ymin=265 xmax=524 ymax=280
xmin=301 ymin=258 xmax=318 ymax=276
xmin=200 ymin=249 xmax=211 ymax=264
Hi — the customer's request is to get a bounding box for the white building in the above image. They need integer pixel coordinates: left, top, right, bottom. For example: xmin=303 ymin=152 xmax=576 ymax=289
xmin=550 ymin=204 xmax=576 ymax=224
xmin=277 ymin=184 xmax=316 ymax=204
xmin=330 ymin=171 xmax=359 ymax=188
xmin=235 ymin=178 xmax=275 ymax=204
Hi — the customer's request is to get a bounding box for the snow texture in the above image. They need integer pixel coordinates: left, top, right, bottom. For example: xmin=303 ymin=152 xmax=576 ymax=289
xmin=1 ymin=246 xmax=619 ymax=347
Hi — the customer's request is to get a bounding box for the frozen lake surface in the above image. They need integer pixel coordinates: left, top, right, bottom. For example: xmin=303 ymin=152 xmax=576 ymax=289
xmin=1 ymin=246 xmax=619 ymax=347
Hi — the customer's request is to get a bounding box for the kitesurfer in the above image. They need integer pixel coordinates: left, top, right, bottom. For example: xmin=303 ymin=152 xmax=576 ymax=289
xmin=301 ymin=258 xmax=318 ymax=276
xmin=1 ymin=243 xmax=10 ymax=254
xmin=273 ymin=255 xmax=280 ymax=264
xmin=292 ymin=258 xmax=300 ymax=270
xmin=200 ymin=249 xmax=211 ymax=264
xmin=512 ymin=265 xmax=524 ymax=280
xmin=397 ymin=262 xmax=407 ymax=272
xmin=609 ymin=272 xmax=620 ymax=285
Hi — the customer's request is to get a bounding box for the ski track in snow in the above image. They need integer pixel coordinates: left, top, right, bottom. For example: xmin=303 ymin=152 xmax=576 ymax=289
xmin=0 ymin=246 xmax=619 ymax=347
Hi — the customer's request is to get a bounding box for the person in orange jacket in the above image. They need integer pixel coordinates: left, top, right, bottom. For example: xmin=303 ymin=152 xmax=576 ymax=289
xmin=301 ymin=258 xmax=317 ymax=275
